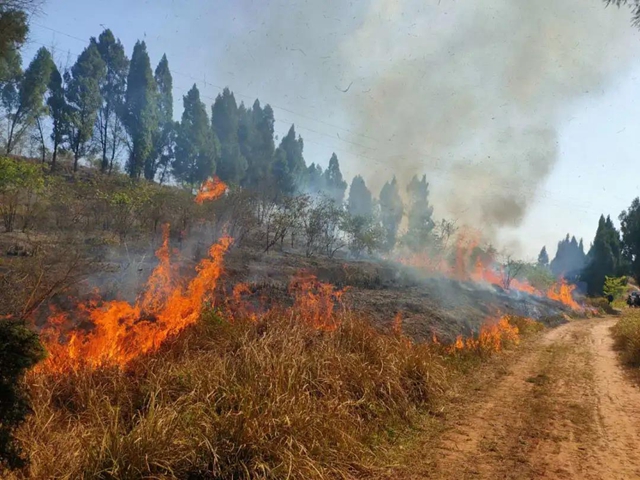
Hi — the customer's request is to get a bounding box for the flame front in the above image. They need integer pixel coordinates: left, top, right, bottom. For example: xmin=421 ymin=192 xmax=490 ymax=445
xmin=289 ymin=274 xmax=346 ymax=331
xmin=42 ymin=227 xmax=233 ymax=372
xmin=195 ymin=176 xmax=227 ymax=204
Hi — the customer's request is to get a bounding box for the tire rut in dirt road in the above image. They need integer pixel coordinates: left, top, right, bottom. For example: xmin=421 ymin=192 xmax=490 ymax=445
xmin=386 ymin=317 xmax=640 ymax=479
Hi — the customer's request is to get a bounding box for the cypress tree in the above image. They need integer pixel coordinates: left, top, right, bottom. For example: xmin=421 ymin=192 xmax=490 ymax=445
xmin=379 ymin=177 xmax=404 ymax=252
xmin=211 ymin=88 xmax=247 ymax=185
xmin=147 ymin=54 xmax=174 ymax=181
xmin=323 ymin=153 xmax=347 ymax=204
xmin=347 ymin=175 xmax=373 ymax=218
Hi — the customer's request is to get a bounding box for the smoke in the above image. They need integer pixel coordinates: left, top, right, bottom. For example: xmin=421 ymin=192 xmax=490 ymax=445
xmin=222 ymin=0 xmax=638 ymax=240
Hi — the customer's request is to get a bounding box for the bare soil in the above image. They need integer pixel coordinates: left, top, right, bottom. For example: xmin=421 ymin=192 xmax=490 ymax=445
xmin=381 ymin=317 xmax=640 ymax=479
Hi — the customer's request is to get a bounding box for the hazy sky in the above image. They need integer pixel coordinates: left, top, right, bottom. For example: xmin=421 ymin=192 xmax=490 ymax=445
xmin=22 ymin=0 xmax=640 ymax=260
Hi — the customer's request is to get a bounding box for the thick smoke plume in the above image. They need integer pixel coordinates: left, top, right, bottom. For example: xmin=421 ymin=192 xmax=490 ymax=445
xmin=223 ymin=0 xmax=637 ymax=240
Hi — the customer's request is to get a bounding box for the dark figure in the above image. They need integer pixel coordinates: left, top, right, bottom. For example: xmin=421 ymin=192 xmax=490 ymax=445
xmin=607 ymin=294 xmax=614 ymax=304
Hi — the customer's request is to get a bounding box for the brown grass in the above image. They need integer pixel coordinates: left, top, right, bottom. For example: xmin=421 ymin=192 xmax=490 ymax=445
xmin=612 ymin=308 xmax=640 ymax=366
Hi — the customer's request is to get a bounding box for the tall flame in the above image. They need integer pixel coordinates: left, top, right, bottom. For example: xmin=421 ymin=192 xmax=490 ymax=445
xmin=288 ymin=274 xmax=346 ymax=331
xmin=195 ymin=177 xmax=227 ymax=204
xmin=42 ymin=227 xmax=233 ymax=372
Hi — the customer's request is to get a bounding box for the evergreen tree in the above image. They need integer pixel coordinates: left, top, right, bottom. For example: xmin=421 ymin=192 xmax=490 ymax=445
xmin=211 ymin=88 xmax=247 ymax=185
xmin=379 ymin=177 xmax=404 ymax=252
xmin=550 ymin=233 xmax=586 ymax=278
xmin=47 ymin=64 xmax=66 ymax=170
xmin=0 ymin=1 xmax=28 ymax=59
xmin=619 ymin=197 xmax=640 ymax=281
xmin=123 ymin=40 xmax=157 ymax=178
xmin=305 ymin=162 xmax=325 ymax=195
xmin=404 ymin=174 xmax=435 ymax=252
xmin=147 ymin=54 xmax=174 ymax=181
xmin=173 ymin=84 xmax=218 ymax=187
xmin=240 ymin=100 xmax=276 ymax=188
xmin=537 ymin=246 xmax=549 ymax=267
xmin=4 ymin=47 xmax=54 ymax=153
xmin=93 ymin=29 xmax=129 ymax=173
xmin=322 ymin=153 xmax=347 ymax=204
xmin=347 ymin=175 xmax=373 ymax=218
xmin=272 ymin=124 xmax=305 ymax=195
xmin=582 ymin=215 xmax=624 ymax=295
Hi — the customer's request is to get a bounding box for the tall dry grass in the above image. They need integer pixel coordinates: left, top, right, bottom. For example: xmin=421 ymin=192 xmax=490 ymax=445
xmin=11 ymin=311 xmax=448 ymax=479
xmin=612 ymin=308 xmax=640 ymax=366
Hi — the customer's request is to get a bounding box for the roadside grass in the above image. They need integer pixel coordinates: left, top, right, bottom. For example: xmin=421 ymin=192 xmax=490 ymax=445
xmin=612 ymin=308 xmax=640 ymax=367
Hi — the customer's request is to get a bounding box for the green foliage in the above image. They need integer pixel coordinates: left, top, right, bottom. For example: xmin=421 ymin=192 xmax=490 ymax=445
xmin=46 ymin=64 xmax=66 ymax=170
xmin=273 ymin=125 xmax=306 ymax=195
xmin=323 ymin=153 xmax=347 ymax=204
xmin=550 ymin=234 xmax=585 ymax=279
xmin=347 ymin=175 xmax=373 ymax=218
xmin=0 ymin=319 xmax=46 ymax=471
xmin=603 ymin=275 xmax=627 ymax=299
xmin=582 ymin=215 xmax=625 ymax=296
xmin=0 ymin=3 xmax=28 ymax=61
xmin=240 ymin=100 xmax=276 ymax=188
xmin=5 ymin=46 xmax=54 ymax=153
xmin=211 ymin=88 xmax=247 ymax=185
xmin=147 ymin=54 xmax=174 ymax=181
xmin=619 ymin=197 xmax=640 ymax=282
xmin=403 ymin=174 xmax=435 ymax=253
xmin=65 ymin=42 xmax=106 ymax=171
xmin=342 ymin=213 xmax=385 ymax=257
xmin=522 ymin=263 xmax=556 ymax=291
xmin=124 ymin=40 xmax=158 ymax=178
xmin=537 ymin=246 xmax=549 ymax=267
xmin=173 ymin=84 xmax=218 ymax=187
xmin=379 ymin=177 xmax=403 ymax=252
xmin=94 ymin=29 xmax=129 ymax=174
xmin=0 ymin=156 xmax=44 ymax=232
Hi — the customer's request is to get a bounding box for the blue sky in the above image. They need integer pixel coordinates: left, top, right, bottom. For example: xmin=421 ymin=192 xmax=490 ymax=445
xmin=22 ymin=0 xmax=640 ymax=260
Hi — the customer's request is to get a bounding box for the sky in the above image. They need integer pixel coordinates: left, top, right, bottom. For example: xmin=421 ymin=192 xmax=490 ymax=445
xmin=20 ymin=0 xmax=640 ymax=261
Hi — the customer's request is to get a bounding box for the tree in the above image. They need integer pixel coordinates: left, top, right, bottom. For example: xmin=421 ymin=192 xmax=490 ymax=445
xmin=379 ymin=177 xmax=403 ymax=252
xmin=323 ymin=153 xmax=347 ymax=204
xmin=550 ymin=234 xmax=586 ymax=279
xmin=305 ymin=162 xmax=325 ymax=195
xmin=241 ymin=100 xmax=276 ymax=188
xmin=123 ymin=40 xmax=157 ymax=178
xmin=0 ymin=1 xmax=37 ymax=59
xmin=347 ymin=175 xmax=373 ymax=218
xmin=47 ymin=64 xmax=66 ymax=170
xmin=537 ymin=246 xmax=549 ymax=267
xmin=4 ymin=47 xmax=54 ymax=153
xmin=93 ymin=29 xmax=129 ymax=174
xmin=404 ymin=174 xmax=435 ymax=252
xmin=604 ymin=0 xmax=640 ymax=25
xmin=211 ymin=88 xmax=247 ymax=185
xmin=146 ymin=54 xmax=174 ymax=181
xmin=65 ymin=42 xmax=106 ymax=171
xmin=582 ymin=215 xmax=624 ymax=295
xmin=173 ymin=84 xmax=218 ymax=187
xmin=272 ymin=124 xmax=306 ymax=195
xmin=619 ymin=197 xmax=640 ymax=281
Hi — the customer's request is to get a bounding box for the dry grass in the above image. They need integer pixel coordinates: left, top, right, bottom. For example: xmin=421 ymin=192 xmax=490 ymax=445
xmin=612 ymin=308 xmax=640 ymax=366
xmin=10 ymin=310 xmax=450 ymax=480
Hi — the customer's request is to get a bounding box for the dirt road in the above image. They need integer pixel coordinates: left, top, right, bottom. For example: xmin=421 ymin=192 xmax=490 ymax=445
xmin=388 ymin=317 xmax=640 ymax=479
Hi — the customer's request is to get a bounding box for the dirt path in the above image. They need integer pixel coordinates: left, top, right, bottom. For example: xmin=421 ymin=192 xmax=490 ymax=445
xmin=385 ymin=317 xmax=640 ymax=479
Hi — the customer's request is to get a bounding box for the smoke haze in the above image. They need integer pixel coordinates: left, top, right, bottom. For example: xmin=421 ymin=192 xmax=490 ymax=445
xmin=223 ymin=0 xmax=638 ymax=242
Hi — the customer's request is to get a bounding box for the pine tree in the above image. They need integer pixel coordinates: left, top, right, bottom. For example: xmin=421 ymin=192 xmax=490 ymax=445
xmin=65 ymin=43 xmax=106 ymax=171
xmin=47 ymin=64 xmax=66 ymax=170
xmin=272 ymin=124 xmax=305 ymax=195
xmin=146 ymin=54 xmax=174 ymax=181
xmin=323 ymin=153 xmax=347 ymax=204
xmin=173 ymin=84 xmax=218 ymax=187
xmin=240 ymin=100 xmax=276 ymax=188
xmin=347 ymin=175 xmax=373 ymax=218
xmin=305 ymin=162 xmax=325 ymax=195
xmin=93 ymin=29 xmax=129 ymax=173
xmin=211 ymin=88 xmax=247 ymax=185
xmin=404 ymin=174 xmax=435 ymax=252
xmin=582 ymin=215 xmax=624 ymax=295
xmin=379 ymin=177 xmax=404 ymax=252
xmin=619 ymin=197 xmax=640 ymax=281
xmin=538 ymin=246 xmax=549 ymax=267
xmin=123 ymin=41 xmax=157 ymax=178
xmin=5 ymin=47 xmax=54 ymax=153
xmin=550 ymin=233 xmax=586 ymax=278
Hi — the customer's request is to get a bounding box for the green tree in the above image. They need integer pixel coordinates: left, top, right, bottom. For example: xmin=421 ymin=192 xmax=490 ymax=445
xmin=619 ymin=197 xmax=640 ymax=281
xmin=46 ymin=65 xmax=66 ymax=170
xmin=123 ymin=40 xmax=157 ymax=178
xmin=65 ymin=42 xmax=106 ymax=171
xmin=4 ymin=47 xmax=54 ymax=153
xmin=0 ymin=156 xmax=43 ymax=232
xmin=272 ymin=124 xmax=306 ymax=195
xmin=538 ymin=246 xmax=550 ymax=267
xmin=147 ymin=54 xmax=174 ymax=181
xmin=403 ymin=174 xmax=435 ymax=252
xmin=323 ymin=153 xmax=347 ymax=204
xmin=379 ymin=177 xmax=403 ymax=252
xmin=93 ymin=29 xmax=129 ymax=173
xmin=0 ymin=1 xmax=32 ymax=59
xmin=603 ymin=275 xmax=627 ymax=299
xmin=347 ymin=175 xmax=373 ymax=218
xmin=173 ymin=84 xmax=218 ymax=187
xmin=305 ymin=162 xmax=325 ymax=195
xmin=582 ymin=215 xmax=624 ymax=295
xmin=550 ymin=234 xmax=586 ymax=279
xmin=0 ymin=319 xmax=46 ymax=471
xmin=211 ymin=88 xmax=247 ymax=185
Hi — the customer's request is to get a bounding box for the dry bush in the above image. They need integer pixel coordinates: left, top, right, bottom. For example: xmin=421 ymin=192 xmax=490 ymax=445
xmin=612 ymin=309 xmax=640 ymax=366
xmin=12 ymin=312 xmax=448 ymax=479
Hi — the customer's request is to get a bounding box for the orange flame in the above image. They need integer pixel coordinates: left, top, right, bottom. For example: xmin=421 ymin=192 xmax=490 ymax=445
xmin=546 ymin=279 xmax=580 ymax=310
xmin=288 ymin=274 xmax=346 ymax=331
xmin=195 ymin=176 xmax=227 ymax=204
xmin=446 ymin=315 xmax=521 ymax=355
xmin=41 ymin=227 xmax=233 ymax=372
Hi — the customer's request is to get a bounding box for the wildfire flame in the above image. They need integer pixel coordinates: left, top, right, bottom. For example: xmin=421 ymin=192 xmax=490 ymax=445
xmin=41 ymin=226 xmax=233 ymax=372
xmin=195 ymin=176 xmax=227 ymax=204
xmin=445 ymin=315 xmax=521 ymax=355
xmin=288 ymin=274 xmax=346 ymax=331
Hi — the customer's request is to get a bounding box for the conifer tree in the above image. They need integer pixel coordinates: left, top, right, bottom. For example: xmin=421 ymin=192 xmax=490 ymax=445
xmin=211 ymin=88 xmax=247 ymax=185
xmin=619 ymin=197 xmax=640 ymax=281
xmin=582 ymin=215 xmax=624 ymax=295
xmin=124 ymin=40 xmax=157 ymax=178
xmin=173 ymin=84 xmax=218 ymax=187
xmin=347 ymin=175 xmax=373 ymax=218
xmin=272 ymin=124 xmax=305 ymax=195
xmin=93 ymin=29 xmax=128 ymax=173
xmin=379 ymin=177 xmax=404 ymax=252
xmin=147 ymin=54 xmax=174 ymax=181
xmin=404 ymin=174 xmax=435 ymax=252
xmin=538 ymin=246 xmax=550 ymax=267
xmin=305 ymin=162 xmax=325 ymax=195
xmin=323 ymin=153 xmax=347 ymax=204
xmin=47 ymin=64 xmax=66 ymax=170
